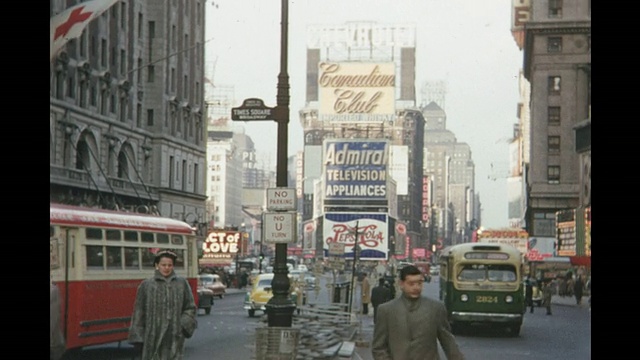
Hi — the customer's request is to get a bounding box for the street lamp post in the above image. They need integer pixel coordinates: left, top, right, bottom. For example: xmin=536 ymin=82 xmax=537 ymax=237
xmin=265 ymin=0 xmax=295 ymax=328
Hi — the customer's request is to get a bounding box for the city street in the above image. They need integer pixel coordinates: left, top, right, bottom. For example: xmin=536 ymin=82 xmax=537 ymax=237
xmin=62 ymin=271 xmax=590 ymax=360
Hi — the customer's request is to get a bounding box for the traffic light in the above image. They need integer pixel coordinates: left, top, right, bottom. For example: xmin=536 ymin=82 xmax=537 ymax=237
xmin=259 ymin=253 xmax=264 ymax=261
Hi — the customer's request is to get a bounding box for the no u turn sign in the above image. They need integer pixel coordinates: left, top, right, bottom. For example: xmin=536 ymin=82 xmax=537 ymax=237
xmin=263 ymin=212 xmax=296 ymax=244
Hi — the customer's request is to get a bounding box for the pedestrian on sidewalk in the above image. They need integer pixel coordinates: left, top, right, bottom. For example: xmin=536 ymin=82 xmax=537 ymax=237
xmin=128 ymin=250 xmax=197 ymax=360
xmin=542 ymin=279 xmax=554 ymax=315
xmin=574 ymin=275 xmax=584 ymax=305
xmin=524 ymin=276 xmax=535 ymax=314
xmin=370 ymin=278 xmax=392 ymax=324
xmin=372 ymin=265 xmax=465 ymax=360
xmin=360 ymin=273 xmax=371 ymax=315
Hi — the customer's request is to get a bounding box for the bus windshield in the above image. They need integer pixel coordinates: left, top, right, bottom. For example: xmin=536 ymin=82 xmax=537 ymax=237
xmin=457 ymin=264 xmax=517 ymax=282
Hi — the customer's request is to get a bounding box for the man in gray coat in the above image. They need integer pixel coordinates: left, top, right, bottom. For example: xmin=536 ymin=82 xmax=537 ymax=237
xmin=372 ymin=265 xmax=464 ymax=360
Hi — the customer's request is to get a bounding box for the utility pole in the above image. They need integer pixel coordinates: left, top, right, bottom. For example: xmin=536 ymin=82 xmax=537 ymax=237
xmin=348 ymin=222 xmax=360 ymax=314
xmin=228 ymin=0 xmax=294 ymax=327
xmin=265 ymin=0 xmax=295 ymax=328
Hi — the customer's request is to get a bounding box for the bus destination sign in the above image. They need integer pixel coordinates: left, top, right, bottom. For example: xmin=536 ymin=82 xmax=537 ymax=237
xmin=231 ymin=98 xmax=274 ymax=121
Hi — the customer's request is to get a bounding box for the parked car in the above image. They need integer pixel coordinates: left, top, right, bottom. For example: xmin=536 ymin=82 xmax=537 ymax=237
xmin=196 ymin=277 xmax=215 ymax=315
xmin=244 ymin=273 xmax=302 ymax=317
xmin=199 ymin=274 xmax=227 ymax=299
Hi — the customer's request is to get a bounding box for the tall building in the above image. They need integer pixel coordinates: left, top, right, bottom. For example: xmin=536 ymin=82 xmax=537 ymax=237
xmin=299 ymin=22 xmax=425 ymax=261
xmin=421 ymin=101 xmax=476 ymax=247
xmin=521 ymin=0 xmax=591 ymax=237
xmin=50 ymin=0 xmax=208 ymax=228
xmin=507 ymin=70 xmax=531 ymax=229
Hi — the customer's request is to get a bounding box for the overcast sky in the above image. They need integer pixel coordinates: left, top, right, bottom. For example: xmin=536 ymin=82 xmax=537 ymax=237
xmin=204 ymin=0 xmax=523 ymax=228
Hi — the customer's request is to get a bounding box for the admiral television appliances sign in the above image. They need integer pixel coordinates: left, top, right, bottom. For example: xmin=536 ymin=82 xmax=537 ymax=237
xmin=323 ymin=140 xmax=388 ymax=200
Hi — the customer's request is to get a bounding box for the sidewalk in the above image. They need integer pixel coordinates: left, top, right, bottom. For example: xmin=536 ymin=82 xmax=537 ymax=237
xmin=551 ymin=294 xmax=590 ymax=307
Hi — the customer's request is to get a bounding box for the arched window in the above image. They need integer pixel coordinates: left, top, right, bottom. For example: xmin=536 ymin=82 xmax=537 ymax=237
xmin=117 ymin=151 xmax=128 ymax=179
xmin=76 ymin=139 xmax=91 ymax=170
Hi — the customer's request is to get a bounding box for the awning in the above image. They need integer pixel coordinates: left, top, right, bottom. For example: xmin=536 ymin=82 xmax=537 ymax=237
xmin=569 ymin=256 xmax=591 ymax=267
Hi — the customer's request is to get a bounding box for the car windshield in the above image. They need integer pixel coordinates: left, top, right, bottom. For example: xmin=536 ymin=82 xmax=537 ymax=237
xmin=257 ymin=279 xmax=272 ymax=288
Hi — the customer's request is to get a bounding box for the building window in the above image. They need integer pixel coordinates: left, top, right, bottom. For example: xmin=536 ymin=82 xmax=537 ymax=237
xmin=548 ymin=136 xmax=561 ymax=154
xmin=194 ymin=163 xmax=199 ymax=193
xmin=136 ymin=103 xmax=142 ymax=127
xmin=137 ymin=58 xmax=143 ymax=84
xmin=182 ymin=160 xmax=187 ymax=191
xmin=79 ymin=81 xmax=87 ymax=107
xmin=138 ymin=12 xmax=143 ymax=38
xmin=120 ymin=99 xmax=127 ymax=122
xmin=549 ymin=0 xmax=562 ymax=18
xmin=117 ymin=151 xmax=128 ymax=179
xmin=548 ymin=106 xmax=561 ymax=125
xmin=100 ymin=91 xmax=108 ymax=115
xmin=172 ymin=25 xmax=176 ymax=49
xmin=148 ymin=21 xmax=155 ymax=38
xmin=120 ymin=49 xmax=126 ymax=74
xmin=120 ymin=2 xmax=126 ymax=28
xmin=101 ymin=38 xmax=107 ymax=67
xmin=80 ymin=32 xmax=86 ymax=57
xmin=90 ymin=85 xmax=97 ymax=106
xmin=547 ymin=37 xmax=562 ymax=53
xmin=547 ymin=166 xmax=560 ymax=184
xmin=90 ymin=36 xmax=97 ymax=57
xmin=110 ymin=94 xmax=116 ymax=113
xmin=171 ymin=68 xmax=176 ymax=92
xmin=67 ymin=76 xmax=75 ymax=98
xmin=111 ymin=46 xmax=116 ymax=66
xmin=169 ymin=156 xmax=175 ymax=188
xmin=147 ymin=109 xmax=154 ymax=126
xmin=147 ymin=65 xmax=155 ymax=83
xmin=548 ymin=76 xmax=561 ymax=94
xmin=55 ymin=71 xmax=64 ymax=99
xmin=184 ymin=34 xmax=189 ymax=59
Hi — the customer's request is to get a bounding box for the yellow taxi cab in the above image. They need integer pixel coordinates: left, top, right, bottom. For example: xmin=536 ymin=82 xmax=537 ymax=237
xmin=243 ymin=273 xmax=302 ymax=317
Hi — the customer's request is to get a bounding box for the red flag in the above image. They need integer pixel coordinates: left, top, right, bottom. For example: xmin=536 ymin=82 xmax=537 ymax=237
xmin=50 ymin=0 xmax=118 ymax=61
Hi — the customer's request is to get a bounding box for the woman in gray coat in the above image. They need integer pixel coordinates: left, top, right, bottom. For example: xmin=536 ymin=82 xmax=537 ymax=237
xmin=372 ymin=265 xmax=464 ymax=360
xmin=128 ymin=250 xmax=197 ymax=360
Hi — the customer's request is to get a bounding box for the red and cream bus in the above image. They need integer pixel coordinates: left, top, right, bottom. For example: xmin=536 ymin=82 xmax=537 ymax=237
xmin=49 ymin=203 xmax=199 ymax=353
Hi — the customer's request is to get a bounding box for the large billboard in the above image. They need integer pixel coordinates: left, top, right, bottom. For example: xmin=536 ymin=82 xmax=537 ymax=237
xmin=318 ymin=62 xmax=395 ymax=123
xmin=307 ymin=23 xmax=416 ymax=49
xmin=323 ymin=140 xmax=388 ymax=200
xmin=323 ymin=213 xmax=388 ymax=260
xmin=200 ymin=230 xmax=245 ymax=265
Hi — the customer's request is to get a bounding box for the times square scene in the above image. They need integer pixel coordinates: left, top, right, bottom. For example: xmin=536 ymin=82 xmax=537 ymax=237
xmin=50 ymin=0 xmax=591 ymax=359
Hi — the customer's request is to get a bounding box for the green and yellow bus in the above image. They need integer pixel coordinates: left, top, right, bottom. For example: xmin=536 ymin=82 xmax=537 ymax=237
xmin=439 ymin=243 xmax=525 ymax=336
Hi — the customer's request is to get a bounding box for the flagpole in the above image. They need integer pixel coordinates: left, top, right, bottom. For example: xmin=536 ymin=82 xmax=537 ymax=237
xmin=125 ymin=38 xmax=215 ymax=76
